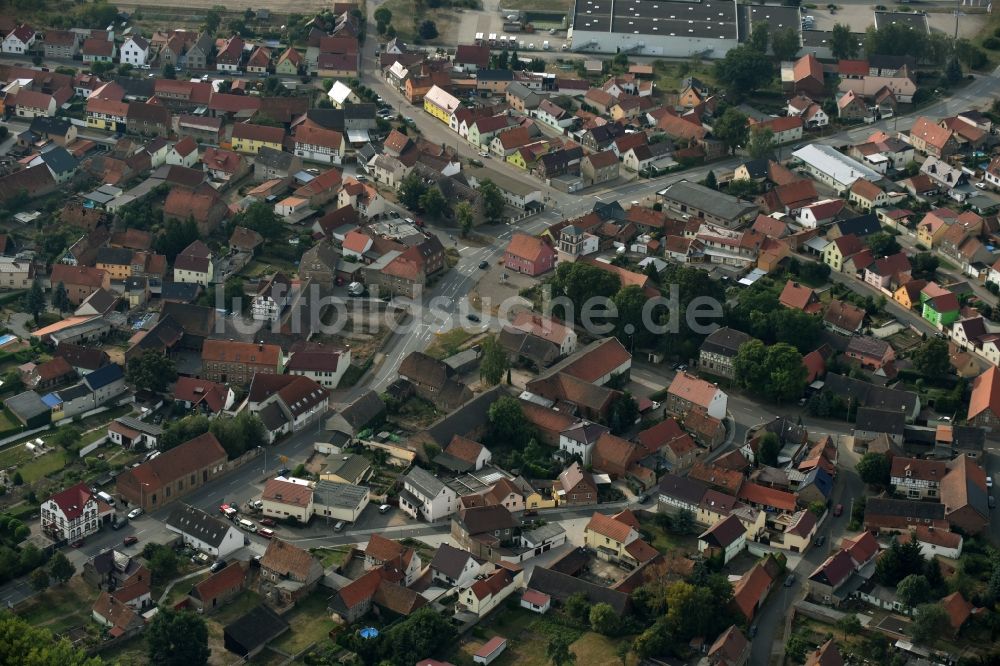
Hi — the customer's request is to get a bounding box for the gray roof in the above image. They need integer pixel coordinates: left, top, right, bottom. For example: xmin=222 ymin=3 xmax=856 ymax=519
xmin=658 ymin=180 xmax=757 ymax=222
xmin=855 ymin=407 xmax=906 ymax=436
xmin=39 ymin=146 xmax=78 ymax=175
xmin=4 ymin=390 xmax=49 ymax=420
xmin=404 ymin=466 xmax=447 ymax=499
xmin=56 ymin=383 xmax=92 ymax=401
xmin=522 ymin=522 xmax=566 ymax=546
xmin=166 ymin=503 xmax=236 ymax=548
xmin=573 ymin=0 xmax=740 ymax=40
xmin=337 ymin=389 xmax=385 ymax=430
xmin=324 ymin=453 xmax=371 ymax=482
xmin=258 ymin=401 xmax=289 ymax=431
xmin=429 ymin=542 xmax=477 ymax=579
xmin=865 ymin=497 xmax=945 ymax=520
xmin=658 ymin=472 xmax=708 ymax=506
xmin=823 ymin=373 xmax=918 ymax=416
xmin=312 ymin=479 xmax=368 ymax=509
xmin=255 ymin=146 xmax=296 ymax=170
xmin=701 ymin=326 xmax=752 ymax=357
xmin=115 ymin=416 xmax=162 ymax=436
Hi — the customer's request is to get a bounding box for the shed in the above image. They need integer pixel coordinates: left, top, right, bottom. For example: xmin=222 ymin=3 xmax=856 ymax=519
xmin=473 ymin=636 xmax=508 ymax=665
xmin=223 ymin=605 xmax=290 ymax=658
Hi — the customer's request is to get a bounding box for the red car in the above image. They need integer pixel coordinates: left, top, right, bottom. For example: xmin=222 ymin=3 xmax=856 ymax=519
xmin=259 ymin=518 xmax=276 ymax=527
xmin=123 ymin=536 xmax=139 ymax=546
xmin=833 ymin=504 xmax=844 ymax=517
xmin=258 ymin=528 xmax=275 ymax=539
xmin=71 ymin=539 xmax=84 ymax=548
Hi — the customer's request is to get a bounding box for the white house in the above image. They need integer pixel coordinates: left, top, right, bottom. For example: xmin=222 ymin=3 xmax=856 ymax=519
xmin=520 ymin=589 xmax=551 ymax=614
xmin=285 ymin=347 xmax=353 ymax=389
xmin=533 ymin=99 xmax=575 ymax=129
xmin=399 ymin=466 xmax=458 ymax=522
xmin=457 ymin=564 xmax=523 ymax=618
xmin=261 ymin=477 xmax=314 ymax=523
xmin=294 ymin=125 xmax=345 ymax=165
xmin=697 ymin=514 xmax=746 ymax=565
xmin=558 ymin=421 xmax=608 ymax=466
xmin=327 ymin=80 xmax=361 ymax=109
xmin=165 ymin=504 xmax=243 ymax=558
xmin=165 ymin=137 xmax=199 ymax=168
xmin=901 ymin=526 xmax=963 ymax=560
xmin=40 ymin=482 xmax=100 ymax=541
xmin=2 ymin=26 xmax=36 ymax=54
xmin=313 ymin=480 xmax=370 ymax=523
xmin=120 ymin=36 xmax=150 ymax=67
xmin=430 ymin=543 xmax=487 ymax=588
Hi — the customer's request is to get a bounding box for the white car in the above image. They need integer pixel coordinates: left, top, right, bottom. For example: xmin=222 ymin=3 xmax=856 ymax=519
xmin=127 ymin=508 xmax=143 ymax=520
xmin=988 ymin=476 xmax=994 ymax=489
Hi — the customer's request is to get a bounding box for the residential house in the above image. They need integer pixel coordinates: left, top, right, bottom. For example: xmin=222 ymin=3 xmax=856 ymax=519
xmin=503 ymin=233 xmax=555 ymax=276
xmin=666 ymin=372 xmax=728 ymax=420
xmin=698 ymin=327 xmax=751 ymax=380
xmin=165 ymin=503 xmax=243 ymax=558
xmin=200 ymin=339 xmax=282 ymax=385
xmin=554 ymin=462 xmax=598 ymax=506
xmin=823 ymin=299 xmax=865 ymax=335
xmin=584 ymin=510 xmax=658 ymax=569
xmin=258 ymin=539 xmax=323 ymax=605
xmin=40 ymin=482 xmax=101 ymax=542
xmin=399 ymin=466 xmax=459 ymax=522
xmin=698 ymin=514 xmax=747 ymax=565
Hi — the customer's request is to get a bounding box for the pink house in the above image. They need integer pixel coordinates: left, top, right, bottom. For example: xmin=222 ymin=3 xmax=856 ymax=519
xmin=503 ymin=233 xmax=555 ymax=276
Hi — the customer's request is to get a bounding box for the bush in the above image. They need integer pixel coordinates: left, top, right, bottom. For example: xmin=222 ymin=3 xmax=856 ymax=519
xmin=984 ymin=37 xmax=1000 ymax=51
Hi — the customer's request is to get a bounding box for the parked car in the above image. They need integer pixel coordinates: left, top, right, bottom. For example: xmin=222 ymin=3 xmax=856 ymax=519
xmin=210 ymin=559 xmax=227 ymax=573
xmin=127 ymin=507 xmax=143 ymax=520
xmin=259 ymin=518 xmax=276 ymax=527
xmin=467 ymin=313 xmax=481 ymax=322
xmin=988 ymin=476 xmax=994 ymax=489
xmin=71 ymin=539 xmax=85 ymax=548
xmin=112 ymin=519 xmax=126 ymax=530
xmin=833 ymin=504 xmax=843 ymax=517
xmin=990 ymin=495 xmax=996 ymax=509
xmin=378 ymin=504 xmax=392 ymax=514
xmin=334 ymin=520 xmax=346 ymax=532
xmin=478 ymin=261 xmax=489 ymax=269
xmin=784 ymin=574 xmax=796 ymax=587
xmin=813 ymin=535 xmax=826 ymax=547
xmin=123 ymin=536 xmax=139 ymax=546
xmin=257 ymin=528 xmax=275 ymax=539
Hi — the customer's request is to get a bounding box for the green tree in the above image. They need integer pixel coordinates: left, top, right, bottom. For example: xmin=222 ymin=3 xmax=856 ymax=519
xmin=398 ymin=172 xmax=428 ymax=211
xmin=48 ymin=552 xmax=75 ymax=584
xmin=714 ymin=45 xmax=774 ymax=97
xmin=836 ymin=613 xmax=862 ymax=640
xmin=230 ymin=201 xmax=284 ymax=242
xmin=160 ymin=414 xmax=211 ymax=451
xmin=589 ymin=602 xmax=619 ymax=635
xmin=380 ymin=607 xmax=456 ymax=663
xmin=911 ymin=338 xmax=951 ymax=378
xmin=946 ymin=58 xmax=963 ymax=84
xmin=608 ymin=392 xmax=639 ymax=435
xmin=148 ymin=546 xmax=179 ymax=584
xmin=29 ymin=567 xmax=49 ymax=592
xmin=479 ymin=335 xmax=509 ymax=387
xmin=203 ymin=7 xmax=222 ymax=34
xmin=758 ymin=432 xmax=780 ymax=467
xmin=910 ymin=253 xmax=939 ymax=280
xmin=857 ymin=451 xmax=891 ymax=489
xmin=373 ymin=7 xmax=392 ymax=27
xmin=897 ymin=574 xmax=932 ymax=610
xmin=478 ymin=179 xmax=505 ymax=223
xmin=748 ymin=21 xmax=769 ymax=53
xmin=726 ymin=178 xmax=760 ymax=199
xmin=0 ymin=612 xmax=104 ymax=666
xmin=808 ymin=501 xmax=826 ymax=518
xmin=704 ymin=170 xmax=718 ymax=190
xmin=712 ymin=107 xmax=749 ymax=155
xmin=456 ymin=202 xmax=474 ymax=237
xmin=910 ymin=602 xmax=948 ymax=642
xmin=674 ymin=509 xmax=695 ymax=535
xmin=865 ymin=232 xmax=901 ymax=257
xmin=564 ymin=591 xmax=590 ymax=623
xmin=955 ymin=39 xmax=987 ymax=70
xmin=147 ymin=608 xmax=209 ymax=666
xmin=613 ymin=285 xmax=648 ymax=347
xmin=418 ymin=20 xmax=438 ymax=40
xmin=11 ymin=472 xmax=22 ymax=486
xmin=876 ymin=538 xmax=926 ymax=587
xmin=769 ymin=308 xmax=823 ymax=354
xmin=162 ymin=62 xmax=176 ymax=79
xmin=155 ymin=218 xmax=201 ymax=260
xmin=549 ymin=262 xmax=621 ymax=323
xmin=209 ymin=412 xmax=267 ymax=459
xmin=487 ymin=396 xmax=535 ymax=448
xmin=546 ymin=636 xmax=575 ymax=666
xmin=53 ymin=427 xmax=80 ymax=450
xmin=24 ymin=280 xmax=45 ymax=324
xmin=734 ymin=340 xmax=807 ymax=403
xmin=419 ymin=186 xmax=447 ymax=219
xmin=771 ymin=26 xmax=801 ymax=61
xmin=747 ymin=126 xmax=776 ymax=160
xmin=830 ymin=23 xmax=857 ymax=59
xmin=126 ymin=351 xmax=178 ymax=393
xmin=52 ymin=282 xmax=70 ymax=313
xmin=664 ymin=581 xmax=716 ymax=641
xmin=785 ymin=631 xmax=812 ymax=663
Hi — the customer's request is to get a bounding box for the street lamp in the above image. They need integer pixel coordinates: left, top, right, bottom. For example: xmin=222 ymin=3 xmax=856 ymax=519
xmin=140 ymin=482 xmax=150 ymax=511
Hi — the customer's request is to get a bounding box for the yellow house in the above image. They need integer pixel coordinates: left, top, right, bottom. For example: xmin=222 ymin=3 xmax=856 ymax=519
xmin=584 ymin=511 xmax=639 ymax=558
xmin=86 ymin=97 xmax=128 ymax=133
xmin=916 ymin=213 xmax=950 ymax=248
xmin=778 ymin=510 xmax=817 ymax=553
xmin=230 ymin=123 xmax=286 ymax=155
xmin=526 ymin=488 xmax=557 ymax=510
xmin=95 ymin=247 xmax=134 ymax=281
xmin=423 ymin=85 xmax=460 ymax=124
xmin=894 ymin=281 xmax=924 ymax=310
xmin=507 ymin=150 xmax=528 ymax=170
xmin=822 ymin=235 xmax=864 ymax=272
xmin=275 ymin=47 xmax=303 ymax=76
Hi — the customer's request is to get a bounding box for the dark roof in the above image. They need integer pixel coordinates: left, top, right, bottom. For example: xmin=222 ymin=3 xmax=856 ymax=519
xmin=865 ymin=497 xmax=946 ymax=520
xmin=337 ymin=389 xmax=385 ymax=430
xmin=701 ymin=327 xmax=752 ymax=357
xmin=430 ymin=543 xmax=476 ymax=579
xmin=39 ymin=146 xmax=77 ymax=175
xmin=657 ymin=472 xmax=708 ymax=506
xmin=160 ymin=281 xmax=201 ymax=302
xmin=458 ymin=505 xmax=516 ymax=535
xmin=223 ymin=605 xmax=289 ymax=656
xmin=166 ymin=503 xmax=235 ymax=548
xmin=739 ymin=158 xmax=769 ymax=179
xmin=854 ymin=407 xmax=905 ymax=436
xmin=833 ymin=213 xmax=881 ymax=238
xmin=96 ymin=246 xmax=135 ymax=266
xmin=83 ymin=363 xmax=123 ymax=391
xmin=160 ymin=302 xmax=215 ymax=338
xmin=423 ymin=386 xmax=504 ymax=447
xmin=823 ymin=373 xmax=918 ymax=415
xmin=29 ymin=116 xmax=73 ymax=136
xmin=53 ymin=343 xmax=109 ymax=371
xmin=952 ymin=425 xmax=985 ymax=451
xmin=528 ymin=566 xmax=629 ymax=614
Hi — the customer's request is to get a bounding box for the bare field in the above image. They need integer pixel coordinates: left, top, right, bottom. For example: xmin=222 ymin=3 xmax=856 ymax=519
xmin=114 ymin=0 xmax=332 ymax=18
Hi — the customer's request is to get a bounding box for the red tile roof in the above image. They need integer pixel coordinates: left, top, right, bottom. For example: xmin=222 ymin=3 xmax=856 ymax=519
xmin=941 ymin=591 xmax=973 ymax=631
xmin=732 ymin=560 xmax=774 ymax=620
xmin=262 ymin=478 xmax=313 ymax=507
xmin=231 ymin=122 xmax=285 ymax=144
xmin=668 ymin=372 xmax=719 ymax=409
xmin=46 ymin=482 xmax=95 ymax=520
xmin=793 ymin=54 xmax=823 ymax=84
xmin=504 ymin=233 xmax=552 ymax=264
xmin=779 ymin=280 xmax=820 ymax=313
xmin=738 ymin=482 xmax=797 ymax=511
xmin=50 ymin=264 xmax=107 ymax=289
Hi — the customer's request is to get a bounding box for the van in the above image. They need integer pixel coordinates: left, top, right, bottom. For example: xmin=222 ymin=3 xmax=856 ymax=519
xmin=334 ymin=520 xmax=346 ymax=532
xmin=97 ymin=491 xmax=116 ymax=506
xmin=238 ymin=519 xmax=257 ymax=533
xmin=258 ymin=528 xmax=275 ymax=539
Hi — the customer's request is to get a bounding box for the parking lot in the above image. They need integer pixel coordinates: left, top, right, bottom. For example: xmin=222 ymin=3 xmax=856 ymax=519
xmin=806 ymin=0 xmax=987 ymax=39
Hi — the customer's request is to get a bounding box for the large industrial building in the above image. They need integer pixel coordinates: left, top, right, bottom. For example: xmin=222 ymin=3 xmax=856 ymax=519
xmin=569 ymin=0 xmax=801 ymax=58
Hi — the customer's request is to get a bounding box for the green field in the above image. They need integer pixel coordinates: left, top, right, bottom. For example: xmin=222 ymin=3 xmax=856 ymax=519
xmin=19 ymin=450 xmax=68 ymax=483
xmin=270 ymin=592 xmax=338 ymax=654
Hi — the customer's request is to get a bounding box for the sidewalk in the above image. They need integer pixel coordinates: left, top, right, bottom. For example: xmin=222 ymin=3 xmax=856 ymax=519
xmin=157 ymin=566 xmax=211 ymax=605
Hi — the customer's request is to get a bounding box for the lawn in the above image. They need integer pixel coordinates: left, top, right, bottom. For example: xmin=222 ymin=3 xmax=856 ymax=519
xmin=425 ymin=327 xmax=478 ymax=359
xmin=0 ymin=442 xmax=31 ymax=469
xmin=653 ymin=60 xmax=718 ymax=94
xmin=310 ymin=545 xmax=353 ymax=568
xmin=18 ymin=449 xmax=68 ymax=483
xmin=637 ymin=514 xmax=696 ymax=555
xmin=162 ymin=571 xmax=210 ymax=609
xmin=0 ymin=408 xmax=19 ymax=431
xmin=97 ymin=633 xmax=148 ymax=666
xmin=210 ymin=589 xmax=265 ymax=627
xmin=15 ymin=578 xmax=101 ymax=634
xmin=270 ymin=591 xmax=338 ymax=654
xmin=378 ymin=0 xmax=461 ymax=43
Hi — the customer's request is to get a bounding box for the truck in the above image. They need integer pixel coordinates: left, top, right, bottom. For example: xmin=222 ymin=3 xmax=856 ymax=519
xmin=475 ymin=32 xmax=484 ymax=45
